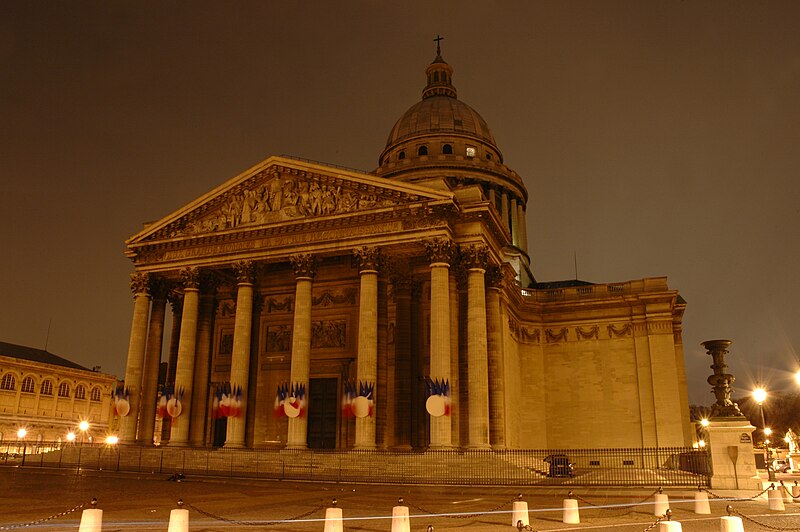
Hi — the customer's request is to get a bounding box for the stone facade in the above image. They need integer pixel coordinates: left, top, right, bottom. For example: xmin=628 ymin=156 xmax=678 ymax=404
xmin=0 ymin=342 xmax=117 ymax=444
xmin=120 ymin=49 xmax=692 ymax=450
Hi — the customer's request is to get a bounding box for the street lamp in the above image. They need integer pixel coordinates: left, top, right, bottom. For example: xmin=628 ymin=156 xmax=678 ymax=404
xmin=66 ymin=432 xmax=76 ymax=443
xmin=753 ymin=386 xmax=776 ymax=481
xmin=78 ymin=420 xmax=89 ymax=445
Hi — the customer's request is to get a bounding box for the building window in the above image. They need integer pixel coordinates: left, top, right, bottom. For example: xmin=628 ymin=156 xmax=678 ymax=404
xmin=58 ymin=382 xmax=70 ymax=398
xmin=418 ymin=145 xmax=428 ymax=156
xmin=486 ymin=153 xmax=492 ymax=160
xmin=75 ymin=385 xmax=86 ymax=400
xmin=90 ymin=387 xmax=101 ymax=402
xmin=41 ymin=380 xmax=53 ymax=395
xmin=398 ymin=151 xmax=405 ymax=160
xmin=465 ymin=146 xmax=476 ymax=157
xmin=442 ymin=144 xmax=453 ymax=154
xmin=21 ymin=377 xmax=35 ymax=394
xmin=0 ymin=374 xmax=15 ymax=391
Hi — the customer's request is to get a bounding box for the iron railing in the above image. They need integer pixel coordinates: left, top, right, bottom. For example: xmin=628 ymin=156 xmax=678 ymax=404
xmin=1 ymin=443 xmax=710 ymax=487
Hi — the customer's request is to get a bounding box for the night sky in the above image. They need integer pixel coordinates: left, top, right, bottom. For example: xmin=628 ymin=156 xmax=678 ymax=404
xmin=2 ymin=2 xmax=798 ymax=406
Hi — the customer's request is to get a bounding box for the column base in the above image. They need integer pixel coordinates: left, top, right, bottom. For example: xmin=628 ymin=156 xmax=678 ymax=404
xmin=284 ymin=443 xmax=308 ymax=450
xmin=353 ymin=444 xmax=377 ymax=451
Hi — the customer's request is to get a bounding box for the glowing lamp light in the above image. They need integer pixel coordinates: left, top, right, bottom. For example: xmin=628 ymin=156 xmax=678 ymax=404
xmin=79 ymin=420 xmax=90 ymax=432
xmin=753 ymin=387 xmax=767 ymax=404
xmin=765 ymin=427 xmax=773 ymax=436
xmin=66 ymin=432 xmax=76 ymax=442
xmin=17 ymin=428 xmax=27 ymax=439
xmin=700 ymin=419 xmax=709 ymax=427
xmin=698 ymin=440 xmax=706 ymax=448
xmin=106 ymin=435 xmax=119 ymax=445
xmin=795 ymin=370 xmax=800 ymax=386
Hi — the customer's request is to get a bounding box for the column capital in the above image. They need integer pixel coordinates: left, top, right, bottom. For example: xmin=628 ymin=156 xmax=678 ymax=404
xmin=424 ymin=238 xmax=455 ymax=265
xmin=129 ymin=272 xmax=151 ymax=296
xmin=167 ymin=290 xmax=184 ymax=314
xmin=290 ymin=253 xmax=317 ymax=279
xmin=353 ymin=246 xmax=381 ymax=272
xmin=233 ymin=260 xmax=257 ymax=284
xmin=179 ymin=267 xmax=201 ymax=289
xmin=460 ymin=244 xmax=489 ymax=271
xmin=149 ymin=276 xmax=171 ymax=300
xmin=485 ymin=265 xmax=504 ymax=290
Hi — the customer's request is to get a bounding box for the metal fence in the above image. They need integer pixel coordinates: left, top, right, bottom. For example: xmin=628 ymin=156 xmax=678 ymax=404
xmin=1 ymin=442 xmax=710 ymax=487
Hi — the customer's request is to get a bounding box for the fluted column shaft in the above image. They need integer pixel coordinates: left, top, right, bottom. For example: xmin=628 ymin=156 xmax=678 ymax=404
xmin=170 ymin=270 xmax=200 ymax=445
xmin=500 ymin=191 xmax=510 ymax=230
xmin=355 ymin=268 xmax=378 ymax=448
xmin=510 ymin=197 xmax=519 ymax=248
xmin=393 ymin=281 xmax=412 ymax=449
xmin=120 ymin=273 xmax=151 ymax=443
xmin=429 ymin=262 xmax=452 ymax=448
xmin=189 ymin=291 xmax=215 ymax=447
xmin=226 ymin=267 xmax=255 ymax=448
xmin=486 ymin=284 xmax=506 ymax=449
xmin=287 ymin=254 xmax=315 ymax=448
xmin=139 ymin=289 xmax=167 ymax=445
xmin=518 ymin=203 xmax=528 ymax=253
xmin=467 ymin=267 xmax=491 ymax=448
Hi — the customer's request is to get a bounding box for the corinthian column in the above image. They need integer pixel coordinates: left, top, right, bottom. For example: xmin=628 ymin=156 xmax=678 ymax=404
xmin=510 ymin=197 xmax=519 ymax=248
xmin=226 ymin=261 xmax=256 ymax=448
xmin=462 ymin=245 xmax=491 ymax=448
xmin=486 ymin=266 xmax=506 ymax=449
xmin=424 ymin=238 xmax=454 ymax=448
xmin=190 ymin=275 xmax=217 ymax=447
xmin=120 ymin=273 xmax=151 ymax=443
xmin=170 ymin=267 xmax=201 ymax=446
xmin=138 ymin=277 xmax=169 ymax=445
xmin=353 ymin=247 xmax=380 ymax=448
xmin=287 ymin=254 xmax=316 ymax=448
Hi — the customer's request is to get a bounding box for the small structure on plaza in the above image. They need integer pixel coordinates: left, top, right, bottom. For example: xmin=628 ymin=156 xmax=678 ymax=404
xmin=119 ymin=42 xmax=693 ymax=452
xmin=701 ymin=339 xmax=760 ymax=489
xmin=0 ymin=341 xmax=117 ymax=445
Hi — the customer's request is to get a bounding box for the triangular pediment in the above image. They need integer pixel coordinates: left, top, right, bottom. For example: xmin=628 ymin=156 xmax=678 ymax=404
xmin=127 ymin=155 xmax=454 ymax=246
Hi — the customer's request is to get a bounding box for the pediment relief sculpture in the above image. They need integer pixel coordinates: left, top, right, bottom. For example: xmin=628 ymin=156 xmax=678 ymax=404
xmin=148 ymin=168 xmax=424 ymax=241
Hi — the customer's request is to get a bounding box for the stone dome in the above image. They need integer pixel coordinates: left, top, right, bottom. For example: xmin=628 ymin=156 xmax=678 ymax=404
xmin=378 ymin=50 xmax=505 ymax=169
xmin=384 ymin=95 xmax=498 ymax=150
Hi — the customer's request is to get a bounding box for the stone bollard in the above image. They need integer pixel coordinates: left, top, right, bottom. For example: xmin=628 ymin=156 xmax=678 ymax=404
xmin=562 ymin=495 xmax=580 ymax=524
xmin=391 ymin=498 xmax=410 ymax=532
xmin=793 ymin=481 xmax=800 ymax=500
xmin=721 ymin=516 xmax=745 ymax=532
xmin=168 ymin=499 xmax=189 ymax=532
xmin=511 ymin=494 xmax=529 ymax=528
xmin=653 ymin=489 xmax=670 ymax=517
xmin=78 ymin=498 xmax=102 ymax=532
xmin=659 ymin=521 xmax=682 ymax=532
xmin=767 ymin=488 xmax=785 ymax=511
xmin=324 ymin=498 xmax=343 ymax=532
xmin=694 ymin=490 xmax=711 ymax=514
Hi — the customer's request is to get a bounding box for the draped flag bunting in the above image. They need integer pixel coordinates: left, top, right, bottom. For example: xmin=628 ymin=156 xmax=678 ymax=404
xmin=212 ymin=383 xmax=243 ymax=418
xmin=424 ymin=377 xmax=451 ymax=417
xmin=342 ymin=380 xmax=374 ymax=418
xmin=156 ymin=385 xmax=171 ymax=419
xmin=113 ymin=384 xmax=130 ymax=417
xmin=273 ymin=382 xmax=290 ymax=418
xmin=276 ymin=382 xmax=306 ymax=418
xmin=166 ymin=386 xmax=184 ymax=418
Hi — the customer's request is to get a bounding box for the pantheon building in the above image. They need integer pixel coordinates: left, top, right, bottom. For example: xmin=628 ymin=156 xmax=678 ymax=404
xmin=120 ymin=48 xmax=692 ymax=451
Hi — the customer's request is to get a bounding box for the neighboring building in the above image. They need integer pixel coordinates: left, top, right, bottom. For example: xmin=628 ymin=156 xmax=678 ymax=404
xmin=0 ymin=341 xmax=117 ymax=444
xmin=120 ymin=46 xmax=692 ymax=450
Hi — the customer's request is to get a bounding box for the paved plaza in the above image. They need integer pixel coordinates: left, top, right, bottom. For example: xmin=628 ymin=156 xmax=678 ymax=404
xmin=1 ymin=467 xmax=799 ymax=531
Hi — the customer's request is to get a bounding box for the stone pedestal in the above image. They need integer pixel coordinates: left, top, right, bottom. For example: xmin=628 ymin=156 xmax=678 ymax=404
xmin=707 ymin=418 xmax=761 ymax=490
xmin=788 ymin=452 xmax=800 ymax=472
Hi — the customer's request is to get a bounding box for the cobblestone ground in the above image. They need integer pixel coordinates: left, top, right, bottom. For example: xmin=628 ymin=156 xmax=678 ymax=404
xmin=1 ymin=467 xmax=799 ymax=531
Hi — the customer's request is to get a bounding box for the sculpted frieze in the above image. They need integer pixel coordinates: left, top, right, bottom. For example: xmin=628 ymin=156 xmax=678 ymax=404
xmin=545 ymin=328 xmax=568 ymax=343
xmin=312 ymin=288 xmax=357 ymax=307
xmin=152 ymin=172 xmax=401 ymax=239
xmin=575 ymin=325 xmax=600 ymax=340
xmin=607 ymin=323 xmax=632 ymax=338
xmin=311 ymin=320 xmax=347 ymax=349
